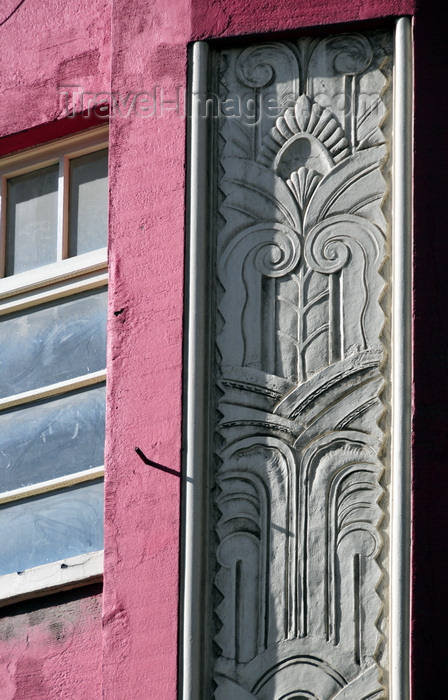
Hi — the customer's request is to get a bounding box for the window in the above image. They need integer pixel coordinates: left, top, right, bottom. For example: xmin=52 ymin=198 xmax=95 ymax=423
xmin=0 ymin=127 xmax=108 ymax=602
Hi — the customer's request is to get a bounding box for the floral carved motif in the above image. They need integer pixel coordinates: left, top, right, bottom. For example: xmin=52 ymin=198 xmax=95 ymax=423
xmin=210 ymin=30 xmax=392 ymax=700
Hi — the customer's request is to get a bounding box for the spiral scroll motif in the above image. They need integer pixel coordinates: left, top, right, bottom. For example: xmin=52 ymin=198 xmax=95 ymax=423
xmin=304 ymin=216 xmax=382 ymax=275
xmin=252 ymin=226 xmax=302 ymax=278
xmin=304 ymin=221 xmax=351 ymax=274
xmin=315 ymin=33 xmax=373 ymax=77
xmin=235 ymin=43 xmax=299 ymax=89
xmin=221 ymin=223 xmax=302 ymax=281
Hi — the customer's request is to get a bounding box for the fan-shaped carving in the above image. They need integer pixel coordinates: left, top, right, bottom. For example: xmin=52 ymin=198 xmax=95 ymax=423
xmin=258 ymin=95 xmax=350 ymax=175
xmin=287 ymin=168 xmax=322 ymax=211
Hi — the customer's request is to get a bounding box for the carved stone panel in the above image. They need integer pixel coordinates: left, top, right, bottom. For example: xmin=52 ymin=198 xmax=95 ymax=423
xmin=209 ymin=30 xmax=392 ymax=700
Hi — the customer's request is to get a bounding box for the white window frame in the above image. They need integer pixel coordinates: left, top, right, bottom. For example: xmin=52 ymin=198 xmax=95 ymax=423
xmin=0 ymin=126 xmax=108 ymax=605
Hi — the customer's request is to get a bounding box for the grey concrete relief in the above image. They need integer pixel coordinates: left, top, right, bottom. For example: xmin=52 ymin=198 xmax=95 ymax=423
xmin=207 ymin=30 xmax=393 ymax=700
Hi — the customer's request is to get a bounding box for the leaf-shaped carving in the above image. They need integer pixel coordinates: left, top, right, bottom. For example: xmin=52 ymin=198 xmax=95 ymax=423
xmin=330 ymin=666 xmax=384 ymax=700
xmin=356 ymin=39 xmax=390 ymax=152
xmin=304 ymin=146 xmax=388 ymax=231
xmin=274 ymin=351 xmax=383 ymax=421
xmin=356 ymin=92 xmax=388 ymax=151
xmin=221 ymin=117 xmax=255 ymax=160
xmin=219 ymin=158 xmax=302 ymax=247
xmin=287 ymin=167 xmax=322 ymax=211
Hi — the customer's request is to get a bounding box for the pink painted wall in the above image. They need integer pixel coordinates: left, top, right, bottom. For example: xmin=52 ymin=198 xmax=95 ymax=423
xmin=0 ymin=0 xmax=111 ymax=138
xmin=191 ymin=0 xmax=414 ymax=39
xmin=1 ymin=0 xmax=447 ymax=697
xmin=0 ymin=586 xmax=102 ymax=700
xmin=102 ymin=0 xmax=189 ymax=696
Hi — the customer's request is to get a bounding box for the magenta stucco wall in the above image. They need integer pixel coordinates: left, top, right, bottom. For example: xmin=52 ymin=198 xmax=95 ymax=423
xmin=0 ymin=586 xmax=102 ymax=699
xmin=0 ymin=0 xmax=111 ymax=138
xmin=102 ymin=0 xmax=189 ymax=696
xmin=1 ymin=0 xmax=447 ymax=698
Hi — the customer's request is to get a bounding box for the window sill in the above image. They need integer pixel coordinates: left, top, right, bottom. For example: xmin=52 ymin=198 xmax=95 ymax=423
xmin=0 ymin=550 xmax=103 ymax=607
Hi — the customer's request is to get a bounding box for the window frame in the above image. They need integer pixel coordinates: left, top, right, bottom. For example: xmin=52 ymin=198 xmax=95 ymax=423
xmin=0 ymin=125 xmax=108 ymax=604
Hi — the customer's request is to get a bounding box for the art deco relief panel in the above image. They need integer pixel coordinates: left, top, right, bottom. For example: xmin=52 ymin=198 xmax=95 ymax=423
xmin=192 ymin=29 xmax=395 ymax=700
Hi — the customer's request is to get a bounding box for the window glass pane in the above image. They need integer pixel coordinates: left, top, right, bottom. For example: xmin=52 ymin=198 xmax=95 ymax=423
xmin=0 ymin=289 xmax=107 ymax=398
xmin=6 ymin=164 xmax=59 ymax=275
xmin=69 ymin=149 xmax=108 ymax=256
xmin=0 ymin=480 xmax=103 ymax=575
xmin=0 ymin=384 xmax=106 ymax=491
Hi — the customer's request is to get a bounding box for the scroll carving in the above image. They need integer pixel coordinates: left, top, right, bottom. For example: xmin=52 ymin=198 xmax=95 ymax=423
xmin=210 ymin=30 xmax=392 ymax=700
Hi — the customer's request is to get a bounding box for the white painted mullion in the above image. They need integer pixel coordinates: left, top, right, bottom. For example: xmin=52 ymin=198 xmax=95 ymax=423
xmin=0 ymin=466 xmax=104 ymax=505
xmin=0 ymin=272 xmax=108 ymax=316
xmin=391 ymin=16 xmax=413 ymax=700
xmin=0 ymin=369 xmax=106 ymax=412
xmin=0 ymin=247 xmax=108 ymax=299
